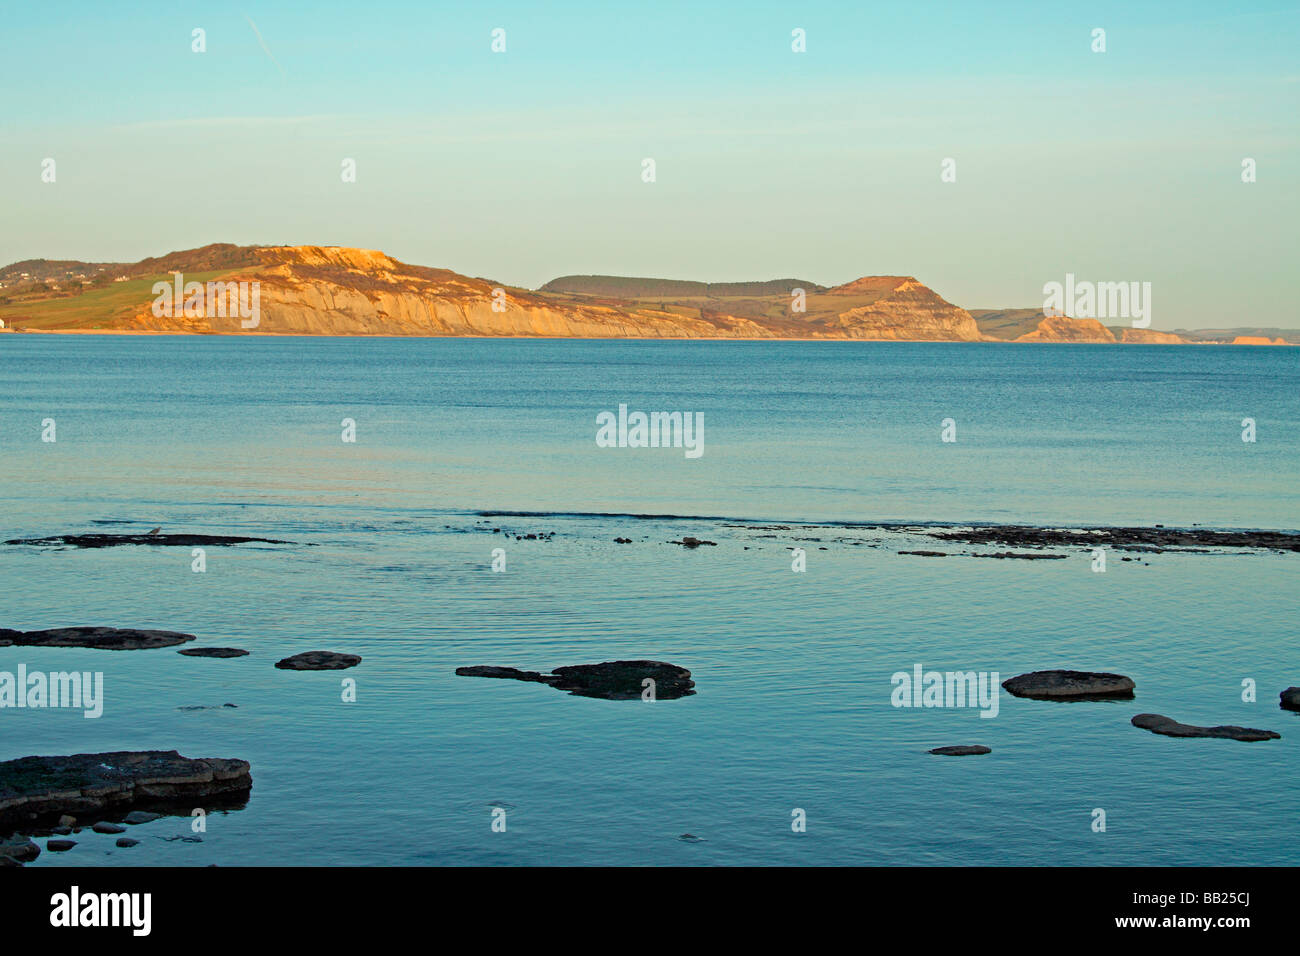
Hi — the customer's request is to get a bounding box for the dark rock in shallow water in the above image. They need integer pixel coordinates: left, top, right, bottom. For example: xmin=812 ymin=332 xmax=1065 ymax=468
xmin=46 ymin=839 xmax=77 ymax=852
xmin=179 ymin=647 xmax=248 ymax=658
xmin=928 ymin=745 xmax=992 ymax=756
xmin=91 ymin=822 xmax=126 ymax=834
xmin=0 ymin=750 xmax=252 ymax=831
xmin=0 ymin=835 xmax=40 ymax=864
xmin=924 ymin=525 xmax=1300 ymax=553
xmin=0 ymin=629 xmax=19 ymax=646
xmin=454 ymin=665 xmax=555 ymax=683
xmin=1280 ymin=687 xmax=1300 ymax=712
xmin=900 ymin=550 xmax=948 ymax=557
xmin=4 ymin=533 xmax=291 ymax=549
xmin=1002 ymin=670 xmax=1135 ymax=701
xmin=673 ymin=537 xmax=716 ymax=548
xmin=1131 ymin=713 xmax=1280 ymax=742
xmin=115 ymin=838 xmax=139 ymax=848
xmin=123 ymin=810 xmax=161 ymax=825
xmin=970 ymin=552 xmax=1067 ymax=560
xmin=457 ymin=660 xmax=696 ymax=700
xmin=274 ymin=651 xmax=361 ymax=670
xmin=11 ymin=626 xmax=195 ymax=650
xmin=177 ymin=703 xmax=238 ymax=711
xmin=551 ymin=661 xmax=695 ymax=699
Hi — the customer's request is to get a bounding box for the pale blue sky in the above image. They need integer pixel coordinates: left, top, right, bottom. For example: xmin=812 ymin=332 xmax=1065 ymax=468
xmin=2 ymin=1 xmax=1297 ymax=327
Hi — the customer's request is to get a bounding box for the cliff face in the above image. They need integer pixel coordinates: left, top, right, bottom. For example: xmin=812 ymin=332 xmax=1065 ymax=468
xmin=824 ymin=277 xmax=985 ymax=341
xmin=107 ymin=248 xmax=983 ymax=340
xmin=1122 ymin=328 xmax=1188 ymax=344
xmin=1015 ymin=315 xmax=1117 ymax=343
xmin=0 ymin=244 xmax=1218 ymax=343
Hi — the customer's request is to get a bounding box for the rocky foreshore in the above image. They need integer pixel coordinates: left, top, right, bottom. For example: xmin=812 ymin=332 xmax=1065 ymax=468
xmin=1 ymin=626 xmax=195 ymax=650
xmin=0 ymin=750 xmax=252 ymax=834
xmin=923 ymin=525 xmax=1300 ymax=553
xmin=4 ymin=533 xmax=291 ymax=549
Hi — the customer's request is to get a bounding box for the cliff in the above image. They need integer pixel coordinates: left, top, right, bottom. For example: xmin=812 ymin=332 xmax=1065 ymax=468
xmin=1015 ymin=315 xmax=1117 ymax=343
xmin=0 ymin=244 xmax=1273 ymax=343
xmin=2 ymin=245 xmax=985 ymax=340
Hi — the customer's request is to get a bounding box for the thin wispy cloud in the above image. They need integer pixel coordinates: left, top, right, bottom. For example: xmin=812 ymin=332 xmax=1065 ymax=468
xmin=245 ymin=15 xmax=285 ymax=77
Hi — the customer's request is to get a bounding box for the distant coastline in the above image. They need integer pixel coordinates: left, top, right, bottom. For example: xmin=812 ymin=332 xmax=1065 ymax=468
xmin=1 ymin=244 xmax=1294 ymax=344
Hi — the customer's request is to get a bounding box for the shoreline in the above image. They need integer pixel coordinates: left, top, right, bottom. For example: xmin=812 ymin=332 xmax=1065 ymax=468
xmin=0 ymin=328 xmax=1291 ymax=345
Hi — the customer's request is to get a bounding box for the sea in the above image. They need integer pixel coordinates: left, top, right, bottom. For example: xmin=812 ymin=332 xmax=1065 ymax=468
xmin=0 ymin=336 xmax=1296 ymax=866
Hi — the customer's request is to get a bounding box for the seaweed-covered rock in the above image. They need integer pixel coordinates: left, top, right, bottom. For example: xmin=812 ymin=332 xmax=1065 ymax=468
xmin=1280 ymin=687 xmax=1300 ymax=712
xmin=178 ymin=647 xmax=249 ymax=658
xmin=0 ymin=750 xmax=252 ymax=830
xmin=0 ymin=835 xmax=40 ymax=864
xmin=457 ymin=660 xmax=695 ymax=700
xmin=928 ymin=745 xmax=992 ymax=756
xmin=454 ymin=665 xmax=554 ymax=683
xmin=1002 ymin=670 xmax=1135 ymax=701
xmin=1131 ymin=713 xmax=1280 ymax=742
xmin=12 ymin=627 xmax=195 ymax=650
xmin=274 ymin=651 xmax=361 ymax=670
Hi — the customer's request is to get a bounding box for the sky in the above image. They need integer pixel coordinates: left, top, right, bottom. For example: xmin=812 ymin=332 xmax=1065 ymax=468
xmin=1 ymin=0 xmax=1297 ymax=328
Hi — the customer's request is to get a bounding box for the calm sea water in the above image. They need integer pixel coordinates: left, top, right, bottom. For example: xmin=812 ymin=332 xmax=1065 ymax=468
xmin=0 ymin=336 xmax=1296 ymax=866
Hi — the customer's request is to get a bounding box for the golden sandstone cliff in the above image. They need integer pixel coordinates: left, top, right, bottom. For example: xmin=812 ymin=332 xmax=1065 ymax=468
xmin=0 ymin=244 xmax=1284 ymax=343
xmin=110 ymin=247 xmax=986 ymax=340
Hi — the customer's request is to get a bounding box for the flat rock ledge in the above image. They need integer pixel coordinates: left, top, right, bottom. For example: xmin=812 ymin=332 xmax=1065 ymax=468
xmin=928 ymin=745 xmax=991 ymax=756
xmin=0 ymin=750 xmax=252 ymax=833
xmin=179 ymin=647 xmax=249 ymax=658
xmin=275 ymin=651 xmax=361 ymax=670
xmin=925 ymin=525 xmax=1300 ymax=553
xmin=1131 ymin=713 xmax=1280 ymax=742
xmin=1002 ymin=670 xmax=1136 ymax=701
xmin=457 ymin=660 xmax=695 ymax=700
xmin=4 ymin=533 xmax=291 ymax=549
xmin=2 ymin=626 xmax=195 ymax=650
xmin=1280 ymin=687 xmax=1300 ymax=712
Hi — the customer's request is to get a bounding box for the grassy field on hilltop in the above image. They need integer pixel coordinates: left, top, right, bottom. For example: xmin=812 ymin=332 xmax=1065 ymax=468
xmin=0 ymin=271 xmax=240 ymax=330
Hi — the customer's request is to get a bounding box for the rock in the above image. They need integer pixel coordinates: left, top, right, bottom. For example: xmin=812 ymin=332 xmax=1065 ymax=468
xmin=1280 ymin=687 xmax=1300 ymax=712
xmin=551 ymin=661 xmax=695 ymax=700
xmin=454 ymin=665 xmax=554 ymax=683
xmin=1131 ymin=713 xmax=1280 ymax=742
xmin=115 ymin=838 xmax=139 ymax=848
xmin=924 ymin=525 xmax=1300 ymax=553
xmin=900 ymin=550 xmax=947 ymax=557
xmin=0 ymin=750 xmax=252 ymax=831
xmin=0 ymin=629 xmax=19 ymax=646
xmin=970 ymin=552 xmax=1067 ymax=560
xmin=51 ymin=825 xmax=72 ymax=835
xmin=928 ymin=745 xmax=992 ymax=756
xmin=678 ymin=833 xmax=705 ymax=843
xmin=674 ymin=537 xmax=716 ymax=548
xmin=1002 ymin=670 xmax=1135 ymax=701
xmin=614 ymin=537 xmax=632 ymax=544
xmin=0 ymin=835 xmax=40 ymax=864
xmin=57 ymin=814 xmax=75 ymax=827
xmin=9 ymin=626 xmax=196 ymax=650
xmin=46 ymin=839 xmax=77 ymax=852
xmin=92 ymin=822 xmax=126 ymax=834
xmin=274 ymin=651 xmax=361 ymax=670
xmin=458 ymin=660 xmax=696 ymax=700
xmin=4 ymin=533 xmax=291 ymax=549
xmin=177 ymin=703 xmax=238 ymax=711
xmin=178 ymin=647 xmax=249 ymax=658
xmin=123 ymin=810 xmax=161 ymax=825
